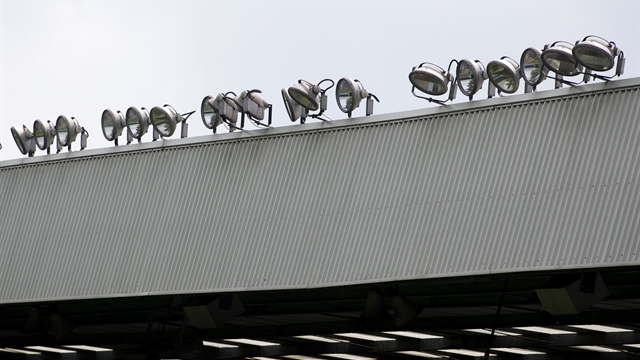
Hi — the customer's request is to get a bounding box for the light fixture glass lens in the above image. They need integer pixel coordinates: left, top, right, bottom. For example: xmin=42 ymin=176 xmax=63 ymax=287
xmin=57 ymin=119 xmax=69 ymax=146
xmin=488 ymin=62 xmax=518 ymax=93
xmin=289 ymin=90 xmax=318 ymax=111
xmin=11 ymin=127 xmax=26 ymax=154
xmin=150 ymin=107 xmax=173 ymax=136
xmin=102 ymin=112 xmax=115 ymax=140
xmin=282 ymin=88 xmax=300 ymax=122
xmin=521 ymin=49 xmax=543 ymax=85
xmin=457 ymin=61 xmax=476 ymax=95
xmin=127 ymin=108 xmax=143 ymax=138
xmin=202 ymin=102 xmax=218 ymax=129
xmin=542 ymin=51 xmax=578 ymax=76
xmin=573 ymin=45 xmax=613 ymax=71
xmin=336 ymin=79 xmax=354 ymax=112
xmin=410 ymin=71 xmax=447 ymax=96
xmin=33 ymin=122 xmax=46 ymax=149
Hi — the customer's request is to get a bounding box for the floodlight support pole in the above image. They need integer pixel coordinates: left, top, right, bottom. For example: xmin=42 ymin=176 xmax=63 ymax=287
xmin=555 ymin=74 xmax=564 ymax=89
xmin=152 ymin=128 xmax=159 ymax=141
xmin=487 ymin=81 xmax=496 ymax=99
xmin=524 ymin=83 xmax=533 ymax=93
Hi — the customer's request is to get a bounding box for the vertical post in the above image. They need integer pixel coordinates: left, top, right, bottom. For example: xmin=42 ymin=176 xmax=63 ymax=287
xmin=484 ymin=278 xmax=509 ymax=359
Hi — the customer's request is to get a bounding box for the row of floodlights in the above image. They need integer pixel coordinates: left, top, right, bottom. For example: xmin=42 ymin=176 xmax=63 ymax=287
xmin=8 ymin=77 xmax=378 ymax=156
xmin=11 ymin=116 xmax=88 ymax=157
xmin=409 ymin=35 xmax=625 ymax=103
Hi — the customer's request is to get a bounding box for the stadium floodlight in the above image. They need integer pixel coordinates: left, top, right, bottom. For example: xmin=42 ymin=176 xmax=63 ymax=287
xmin=285 ymin=79 xmax=334 ymax=123
xmin=456 ymin=59 xmax=490 ymax=100
xmin=33 ymin=119 xmax=56 ymax=154
xmin=573 ymin=35 xmax=625 ymax=80
xmin=11 ymin=125 xmax=35 ymax=157
xmin=409 ymin=61 xmax=457 ymax=104
xmin=55 ymin=115 xmax=87 ymax=152
xmin=238 ymin=89 xmax=272 ymax=128
xmin=335 ymin=78 xmax=379 ymax=118
xmin=541 ymin=41 xmax=585 ymax=88
xmin=149 ymin=104 xmax=195 ymax=139
xmin=201 ymin=95 xmax=224 ymax=133
xmin=126 ymin=106 xmax=156 ymax=143
xmin=102 ymin=109 xmax=131 ymax=146
xmin=487 ymin=56 xmax=521 ymax=95
xmin=520 ymin=47 xmax=548 ymax=91
xmin=202 ymin=92 xmax=241 ymax=132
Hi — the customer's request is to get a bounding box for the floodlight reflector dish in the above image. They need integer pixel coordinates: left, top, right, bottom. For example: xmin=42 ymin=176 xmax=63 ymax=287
xmin=201 ymin=95 xmax=222 ymax=129
xmin=282 ymin=88 xmax=302 ymax=122
xmin=409 ymin=63 xmax=449 ymax=96
xmin=487 ymin=57 xmax=521 ymax=94
xmin=456 ymin=59 xmax=486 ymax=97
xmin=542 ymin=41 xmax=582 ymax=76
xmin=11 ymin=125 xmax=33 ymax=155
xmin=33 ymin=119 xmax=56 ymax=150
xmin=150 ymin=104 xmax=182 ymax=137
xmin=520 ymin=47 xmax=547 ymax=86
xmin=126 ymin=106 xmax=150 ymax=140
xmin=56 ymin=115 xmax=82 ymax=147
xmin=101 ymin=109 xmax=125 ymax=141
xmin=573 ymin=36 xmax=618 ymax=71
xmin=335 ymin=77 xmax=368 ymax=113
xmin=288 ymin=81 xmax=320 ymax=111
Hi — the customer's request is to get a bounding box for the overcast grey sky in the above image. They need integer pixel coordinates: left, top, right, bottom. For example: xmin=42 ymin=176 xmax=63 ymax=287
xmin=1 ymin=0 xmax=639 ymax=161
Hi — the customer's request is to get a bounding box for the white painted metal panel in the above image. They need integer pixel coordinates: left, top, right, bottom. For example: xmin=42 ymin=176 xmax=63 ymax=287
xmin=1 ymin=79 xmax=639 ymax=304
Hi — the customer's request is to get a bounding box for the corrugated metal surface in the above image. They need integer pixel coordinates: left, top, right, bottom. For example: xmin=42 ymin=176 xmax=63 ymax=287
xmin=1 ymin=79 xmax=639 ymax=304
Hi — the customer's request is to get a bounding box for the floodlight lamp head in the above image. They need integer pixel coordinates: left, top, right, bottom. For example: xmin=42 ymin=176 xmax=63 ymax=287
xmin=456 ymin=59 xmax=487 ymax=99
xmin=288 ymin=80 xmax=321 ymax=111
xmin=487 ymin=57 xmax=521 ymax=94
xmin=33 ymin=119 xmax=56 ymax=151
xmin=201 ymin=95 xmax=223 ymax=130
xmin=11 ymin=124 xmax=35 ymax=156
xmin=213 ymin=92 xmax=240 ymax=128
xmin=56 ymin=115 xmax=83 ymax=148
xmin=542 ymin=41 xmax=583 ymax=77
xmin=150 ymin=104 xmax=184 ymax=138
xmin=126 ymin=106 xmax=151 ymax=141
xmin=335 ymin=78 xmax=367 ymax=115
xmin=520 ymin=47 xmax=548 ymax=88
xmin=409 ymin=63 xmax=452 ymax=96
xmin=101 ymin=109 xmax=126 ymax=142
xmin=239 ymin=90 xmax=270 ymax=121
xmin=573 ymin=35 xmax=624 ymax=74
xmin=282 ymin=87 xmax=302 ymax=122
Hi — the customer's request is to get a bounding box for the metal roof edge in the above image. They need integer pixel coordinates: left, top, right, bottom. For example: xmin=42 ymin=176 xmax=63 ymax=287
xmin=2 ymin=261 xmax=638 ymax=305
xmin=2 ymin=77 xmax=638 ymax=169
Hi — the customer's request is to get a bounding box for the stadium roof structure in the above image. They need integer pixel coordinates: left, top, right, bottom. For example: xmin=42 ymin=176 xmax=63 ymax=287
xmin=1 ymin=78 xmax=639 ymax=359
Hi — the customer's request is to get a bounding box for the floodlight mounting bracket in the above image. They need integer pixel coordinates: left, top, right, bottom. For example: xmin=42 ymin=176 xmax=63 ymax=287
xmin=179 ymin=111 xmax=195 ymax=138
xmin=411 ymin=86 xmax=451 ymax=105
xmin=364 ymin=93 xmax=380 ymax=117
xmin=306 ymin=78 xmax=335 ymax=122
xmin=220 ymin=92 xmax=243 ymax=132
